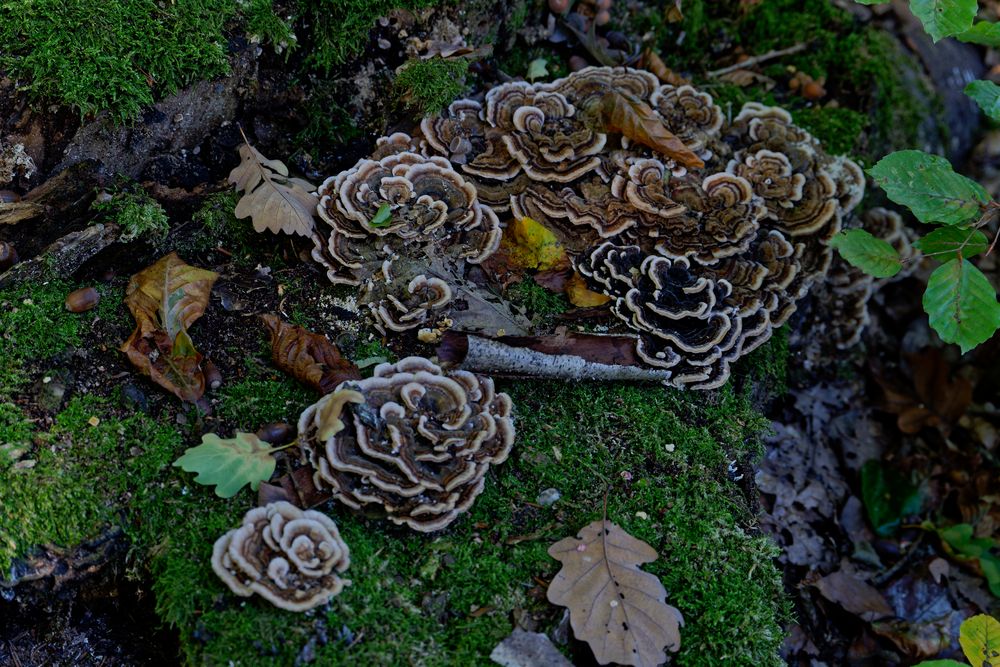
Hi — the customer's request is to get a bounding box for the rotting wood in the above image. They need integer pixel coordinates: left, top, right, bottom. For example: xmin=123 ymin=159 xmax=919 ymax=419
xmin=437 ymin=330 xmax=675 ymax=382
xmin=0 ymin=160 xmax=102 ymax=227
xmin=0 ymin=223 xmax=120 ymax=288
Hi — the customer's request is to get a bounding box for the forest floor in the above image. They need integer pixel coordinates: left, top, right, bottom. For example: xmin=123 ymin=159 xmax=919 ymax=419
xmin=0 ymin=1 xmax=998 ymax=666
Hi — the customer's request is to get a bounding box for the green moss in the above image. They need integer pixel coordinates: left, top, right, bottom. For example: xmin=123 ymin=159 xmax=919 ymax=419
xmin=394 ymin=57 xmax=470 ymax=117
xmin=507 ymin=279 xmax=569 ymax=318
xmin=93 ymin=188 xmax=170 ymax=245
xmin=216 ymin=363 xmax=315 ymax=431
xmin=0 ymin=0 xmax=235 ymax=122
xmin=185 ymin=191 xmax=256 ymax=257
xmin=0 ymin=279 xmax=84 ymax=393
xmin=297 ymin=0 xmax=451 ymax=74
xmin=246 ymin=0 xmax=298 ymax=54
xmin=792 ymin=106 xmax=867 ymax=157
xmin=0 ymin=395 xmax=183 ymax=575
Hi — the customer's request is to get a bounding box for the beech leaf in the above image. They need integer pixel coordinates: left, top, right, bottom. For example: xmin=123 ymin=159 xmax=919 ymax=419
xmin=966 ymin=80 xmax=1000 ymax=121
xmin=501 ymin=217 xmax=569 ymax=271
xmin=547 ymin=519 xmax=683 ymax=667
xmin=261 ymin=314 xmax=362 ymax=394
xmin=914 ymin=226 xmax=989 ymax=262
xmin=121 ymin=252 xmax=218 ymax=402
xmin=867 ymin=151 xmax=987 ymax=226
xmin=565 ymin=272 xmax=612 ymax=307
xmin=909 ymin=0 xmax=977 ymax=42
xmin=596 ymin=90 xmax=704 ymax=169
xmin=173 ymin=432 xmax=277 ymax=498
xmin=228 ymin=143 xmax=318 ymax=238
xmin=923 ymin=259 xmax=1000 ymax=353
xmin=829 ymin=229 xmax=902 ymax=278
xmin=959 ymin=614 xmax=1000 ymax=667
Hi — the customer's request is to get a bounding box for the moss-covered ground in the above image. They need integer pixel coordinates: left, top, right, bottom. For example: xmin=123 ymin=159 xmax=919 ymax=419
xmin=0 ymin=0 xmax=938 ymax=663
xmin=0 ymin=193 xmax=789 ymax=664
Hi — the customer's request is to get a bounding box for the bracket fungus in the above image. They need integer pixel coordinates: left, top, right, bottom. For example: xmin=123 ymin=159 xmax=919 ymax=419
xmin=311 ymin=66 xmax=864 ymax=389
xmin=298 ymin=357 xmax=514 ymax=532
xmin=211 ymin=501 xmax=351 ymax=612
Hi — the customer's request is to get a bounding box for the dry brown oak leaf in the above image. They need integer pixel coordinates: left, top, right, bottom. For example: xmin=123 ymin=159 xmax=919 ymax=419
xmin=547 ymin=520 xmax=683 ymax=667
xmin=121 ymin=252 xmax=218 ymax=402
xmin=593 ymin=90 xmax=703 ymax=170
xmin=261 ymin=315 xmax=361 ymax=395
xmin=228 ymin=143 xmax=318 ymax=238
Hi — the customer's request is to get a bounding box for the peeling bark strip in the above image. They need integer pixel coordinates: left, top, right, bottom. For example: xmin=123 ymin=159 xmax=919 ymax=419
xmin=0 ymin=160 xmax=101 ymax=227
xmin=438 ymin=331 xmax=675 ymax=382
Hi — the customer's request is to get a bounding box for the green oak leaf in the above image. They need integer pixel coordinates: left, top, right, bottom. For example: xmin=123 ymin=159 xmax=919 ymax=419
xmin=966 ymin=80 xmax=1000 ymax=121
xmin=173 ymin=432 xmax=277 ymax=498
xmin=958 ymin=21 xmax=1000 ymax=46
xmin=960 ymin=615 xmax=1000 ymax=667
xmin=370 ymin=202 xmax=392 ymax=228
xmin=914 ymin=226 xmax=989 ymax=262
xmin=923 ymin=258 xmax=1000 ymax=353
xmin=829 ymin=229 xmax=902 ymax=278
xmin=910 ymin=0 xmax=977 ymax=42
xmin=527 ymin=57 xmax=549 ymax=81
xmin=868 ymin=151 xmax=987 ymax=225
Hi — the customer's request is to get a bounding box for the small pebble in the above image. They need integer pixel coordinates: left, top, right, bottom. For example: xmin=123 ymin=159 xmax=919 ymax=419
xmin=537 ymin=487 xmax=561 ymax=507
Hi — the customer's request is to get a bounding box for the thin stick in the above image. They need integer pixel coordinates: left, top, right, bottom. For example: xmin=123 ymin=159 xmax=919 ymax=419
xmin=707 ymin=43 xmax=809 ymax=78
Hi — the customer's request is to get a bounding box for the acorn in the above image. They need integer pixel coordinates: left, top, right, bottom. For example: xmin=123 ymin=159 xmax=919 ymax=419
xmin=549 ymin=0 xmax=570 ymax=12
xmin=595 ymin=9 xmax=611 ymax=25
xmin=256 ymin=422 xmax=295 ymax=446
xmin=64 ymin=287 xmax=100 ymax=313
xmin=568 ymin=55 xmax=589 ymax=72
xmin=0 ymin=242 xmax=16 ymax=272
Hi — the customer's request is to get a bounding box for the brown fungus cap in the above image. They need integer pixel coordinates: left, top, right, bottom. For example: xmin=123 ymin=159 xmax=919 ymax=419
xmin=298 ymin=357 xmax=514 ymax=532
xmin=211 ymin=501 xmax=350 ymax=612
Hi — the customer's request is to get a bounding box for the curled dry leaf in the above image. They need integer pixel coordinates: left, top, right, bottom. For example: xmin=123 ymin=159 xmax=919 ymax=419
xmin=547 ymin=519 xmax=683 ymax=667
xmin=565 ymin=272 xmax=612 ymax=307
xmin=228 ymin=143 xmax=318 ymax=238
xmin=594 ymin=90 xmax=704 ymax=169
xmin=641 ymin=48 xmax=689 ymax=86
xmin=121 ymin=252 xmax=218 ymax=402
xmin=261 ymin=314 xmax=361 ymax=394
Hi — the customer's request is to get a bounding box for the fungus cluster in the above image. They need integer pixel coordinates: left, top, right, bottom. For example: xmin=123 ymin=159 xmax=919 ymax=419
xmin=313 ymin=66 xmax=864 ymax=388
xmin=211 ymin=501 xmax=351 ymax=612
xmin=298 ymin=357 xmax=515 ymax=532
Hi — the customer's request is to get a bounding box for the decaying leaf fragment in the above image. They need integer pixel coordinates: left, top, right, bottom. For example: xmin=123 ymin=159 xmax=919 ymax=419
xmin=121 ymin=252 xmax=218 ymax=402
xmin=261 ymin=314 xmax=361 ymax=394
xmin=547 ymin=520 xmax=683 ymax=667
xmin=228 ymin=142 xmax=318 ymax=237
xmin=594 ymin=90 xmax=703 ymax=169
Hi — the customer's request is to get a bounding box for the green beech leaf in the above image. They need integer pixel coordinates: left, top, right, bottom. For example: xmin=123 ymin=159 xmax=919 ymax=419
xmin=912 ymin=661 xmax=969 ymax=667
xmin=868 ymin=151 xmax=987 ymax=225
xmin=909 ymin=0 xmax=977 ymax=42
xmin=966 ymin=80 xmax=1000 ymax=121
xmin=981 ymin=554 xmax=1000 ymax=597
xmin=854 ymin=0 xmax=887 ymax=4
xmin=173 ymin=432 xmax=277 ymax=498
xmin=860 ymin=460 xmax=923 ymax=537
xmin=915 ymin=226 xmax=989 ymax=261
xmin=957 ymin=21 xmax=1000 ymax=47
xmin=923 ymin=258 xmax=1000 ymax=353
xmin=370 ymin=202 xmax=392 ymax=228
xmin=960 ymin=615 xmax=1000 ymax=667
xmin=829 ymin=229 xmax=902 ymax=278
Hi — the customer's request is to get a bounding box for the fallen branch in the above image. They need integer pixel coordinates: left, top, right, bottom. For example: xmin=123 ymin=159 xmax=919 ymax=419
xmin=707 ymin=43 xmax=809 ymax=78
xmin=0 ymin=160 xmax=102 ymax=227
xmin=0 ymin=223 xmax=120 ymax=288
xmin=437 ymin=330 xmax=675 ymax=382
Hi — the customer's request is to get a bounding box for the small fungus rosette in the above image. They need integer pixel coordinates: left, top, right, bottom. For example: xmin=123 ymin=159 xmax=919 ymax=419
xmin=211 ymin=501 xmax=351 ymax=612
xmin=298 ymin=357 xmax=515 ymax=532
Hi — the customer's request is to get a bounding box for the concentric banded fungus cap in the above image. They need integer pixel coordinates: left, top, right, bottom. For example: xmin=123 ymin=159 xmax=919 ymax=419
xmin=298 ymin=357 xmax=515 ymax=532
xmin=648 ymin=84 xmax=724 ymax=156
xmin=211 ymin=501 xmax=350 ymax=612
xmin=313 ymin=146 xmax=502 ymax=286
xmin=542 ymin=66 xmax=659 ymax=108
xmin=419 ymin=99 xmax=521 ymax=179
xmin=483 ymin=81 xmax=607 ymax=182
xmin=577 ymin=242 xmax=747 ymax=389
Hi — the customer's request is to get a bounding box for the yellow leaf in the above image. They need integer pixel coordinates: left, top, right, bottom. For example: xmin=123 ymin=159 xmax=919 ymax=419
xmin=501 ymin=217 xmax=568 ymax=271
xmin=960 ymin=614 xmax=1000 ymax=667
xmin=565 ymin=272 xmax=611 ymax=307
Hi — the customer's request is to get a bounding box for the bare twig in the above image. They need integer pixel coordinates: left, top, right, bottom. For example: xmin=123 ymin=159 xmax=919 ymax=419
xmin=707 ymin=43 xmax=809 ymax=78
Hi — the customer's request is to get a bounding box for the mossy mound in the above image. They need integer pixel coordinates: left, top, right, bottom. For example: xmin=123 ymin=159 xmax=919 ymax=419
xmin=0 ymin=272 xmax=787 ymax=665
